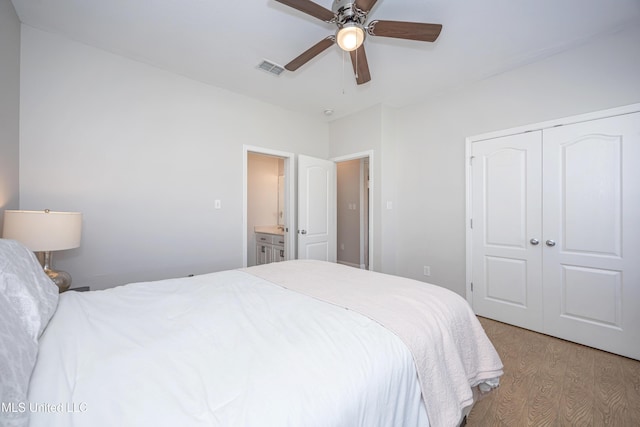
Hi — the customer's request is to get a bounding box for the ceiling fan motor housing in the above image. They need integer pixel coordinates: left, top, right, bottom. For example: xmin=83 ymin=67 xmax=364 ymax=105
xmin=332 ymin=0 xmax=367 ymax=27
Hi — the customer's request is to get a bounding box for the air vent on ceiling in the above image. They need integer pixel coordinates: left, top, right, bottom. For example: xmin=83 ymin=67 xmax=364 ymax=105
xmin=257 ymin=60 xmax=285 ymax=76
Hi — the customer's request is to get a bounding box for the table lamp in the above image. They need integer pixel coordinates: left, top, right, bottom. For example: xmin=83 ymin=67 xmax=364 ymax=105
xmin=2 ymin=209 xmax=82 ymax=292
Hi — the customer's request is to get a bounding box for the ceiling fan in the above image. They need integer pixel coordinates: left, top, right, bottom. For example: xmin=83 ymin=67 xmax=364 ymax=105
xmin=275 ymin=0 xmax=442 ymax=85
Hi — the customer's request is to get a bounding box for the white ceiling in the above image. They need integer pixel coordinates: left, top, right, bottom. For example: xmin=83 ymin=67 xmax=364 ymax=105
xmin=10 ymin=0 xmax=640 ymax=120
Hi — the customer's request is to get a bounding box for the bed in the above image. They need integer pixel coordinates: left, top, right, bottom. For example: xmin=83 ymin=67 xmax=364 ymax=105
xmin=0 ymin=238 xmax=503 ymax=427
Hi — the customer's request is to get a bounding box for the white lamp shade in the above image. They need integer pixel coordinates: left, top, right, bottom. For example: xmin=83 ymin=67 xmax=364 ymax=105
xmin=2 ymin=210 xmax=82 ymax=252
xmin=336 ymin=24 xmax=365 ymax=51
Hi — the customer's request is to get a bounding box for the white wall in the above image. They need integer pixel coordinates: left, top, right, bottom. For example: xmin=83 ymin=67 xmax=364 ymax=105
xmin=392 ymin=23 xmax=640 ymax=296
xmin=329 ymin=104 xmax=399 ymax=274
xmin=16 ymin=19 xmax=640 ymax=293
xmin=329 ymin=105 xmax=390 ymax=273
xmin=0 ymin=0 xmax=21 ymax=233
xmin=329 ymin=23 xmax=640 ymax=296
xmin=19 ymin=26 xmax=329 ymax=289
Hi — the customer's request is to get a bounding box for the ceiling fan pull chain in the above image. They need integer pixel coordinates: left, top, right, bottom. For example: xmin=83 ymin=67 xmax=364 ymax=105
xmin=342 ymin=49 xmax=346 ymax=94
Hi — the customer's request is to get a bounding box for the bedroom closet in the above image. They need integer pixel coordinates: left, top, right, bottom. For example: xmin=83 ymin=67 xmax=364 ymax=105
xmin=467 ymin=105 xmax=640 ymax=360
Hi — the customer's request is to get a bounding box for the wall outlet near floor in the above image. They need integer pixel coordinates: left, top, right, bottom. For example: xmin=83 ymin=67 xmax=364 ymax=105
xmin=423 ymin=266 xmax=431 ymax=276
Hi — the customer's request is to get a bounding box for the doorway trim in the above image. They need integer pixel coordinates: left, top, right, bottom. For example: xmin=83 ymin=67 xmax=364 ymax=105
xmin=332 ymin=150 xmax=374 ymax=271
xmin=243 ymin=145 xmax=295 ymax=268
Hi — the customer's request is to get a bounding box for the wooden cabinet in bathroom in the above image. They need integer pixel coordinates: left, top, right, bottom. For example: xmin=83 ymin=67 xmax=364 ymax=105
xmin=255 ymin=232 xmax=285 ymax=265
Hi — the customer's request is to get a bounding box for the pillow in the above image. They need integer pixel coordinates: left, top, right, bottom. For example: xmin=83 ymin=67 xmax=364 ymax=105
xmin=0 ymin=239 xmax=59 ymax=427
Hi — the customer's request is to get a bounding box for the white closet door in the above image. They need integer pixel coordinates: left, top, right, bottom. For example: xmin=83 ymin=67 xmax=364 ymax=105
xmin=542 ymin=112 xmax=640 ymax=359
xmin=471 ymin=131 xmax=544 ymax=331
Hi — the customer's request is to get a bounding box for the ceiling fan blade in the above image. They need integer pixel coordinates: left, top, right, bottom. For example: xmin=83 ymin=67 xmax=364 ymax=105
xmin=275 ymin=0 xmax=335 ymax=22
xmin=349 ymin=45 xmax=371 ymax=85
xmin=355 ymin=0 xmax=378 ymax=13
xmin=367 ymin=20 xmax=442 ymax=42
xmin=285 ymin=36 xmax=335 ymax=71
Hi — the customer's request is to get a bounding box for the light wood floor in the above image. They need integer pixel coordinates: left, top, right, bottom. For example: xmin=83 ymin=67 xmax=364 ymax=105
xmin=466 ymin=317 xmax=640 ymax=426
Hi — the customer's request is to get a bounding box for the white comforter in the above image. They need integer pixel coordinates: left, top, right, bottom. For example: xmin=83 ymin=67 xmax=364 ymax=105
xmin=28 ymin=268 xmax=428 ymax=427
xmin=246 ymin=261 xmax=503 ymax=427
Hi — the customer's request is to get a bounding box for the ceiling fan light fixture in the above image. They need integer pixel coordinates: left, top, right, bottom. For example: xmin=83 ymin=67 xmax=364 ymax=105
xmin=336 ymin=23 xmax=365 ymax=52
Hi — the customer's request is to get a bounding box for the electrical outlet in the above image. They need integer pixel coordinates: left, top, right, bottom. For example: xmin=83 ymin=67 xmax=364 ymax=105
xmin=423 ymin=266 xmax=431 ymax=276
xmin=340 ymin=243 xmax=345 ymax=250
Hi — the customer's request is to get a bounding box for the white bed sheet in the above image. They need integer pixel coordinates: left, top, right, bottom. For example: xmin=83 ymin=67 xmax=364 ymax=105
xmin=27 ymin=269 xmax=428 ymax=427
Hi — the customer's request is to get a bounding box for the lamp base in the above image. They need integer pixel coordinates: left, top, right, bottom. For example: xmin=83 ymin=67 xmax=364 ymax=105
xmin=44 ymin=268 xmax=72 ymax=293
xmin=39 ymin=251 xmax=72 ymax=293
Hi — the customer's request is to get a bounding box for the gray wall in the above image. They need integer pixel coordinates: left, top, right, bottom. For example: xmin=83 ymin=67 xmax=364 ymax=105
xmin=15 ymin=14 xmax=640 ymax=294
xmin=0 ymin=0 xmax=21 ymax=233
xmin=329 ymin=105 xmax=394 ymax=273
xmin=392 ymin=23 xmax=640 ymax=296
xmin=329 ymin=23 xmax=640 ymax=297
xmin=19 ymin=26 xmax=329 ymax=289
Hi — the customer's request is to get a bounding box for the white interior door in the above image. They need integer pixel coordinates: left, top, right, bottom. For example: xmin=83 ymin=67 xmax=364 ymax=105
xmin=297 ymin=155 xmax=336 ymax=262
xmin=542 ymin=112 xmax=640 ymax=359
xmin=471 ymin=132 xmax=544 ymax=331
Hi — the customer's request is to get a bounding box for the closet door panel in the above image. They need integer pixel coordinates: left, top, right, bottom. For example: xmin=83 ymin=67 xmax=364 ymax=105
xmin=562 ymin=134 xmax=622 ymax=256
xmin=471 ymin=131 xmax=543 ymax=331
xmin=543 ymin=112 xmax=640 ymax=360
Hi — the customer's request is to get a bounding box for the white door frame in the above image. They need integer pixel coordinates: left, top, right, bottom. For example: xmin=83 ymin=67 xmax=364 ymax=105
xmin=243 ymin=145 xmax=295 ymax=268
xmin=332 ymin=150 xmax=375 ymax=271
xmin=465 ymin=102 xmax=640 ymax=306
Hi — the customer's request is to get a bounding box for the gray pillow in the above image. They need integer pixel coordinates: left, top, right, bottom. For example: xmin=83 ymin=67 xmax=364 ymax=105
xmin=0 ymin=239 xmax=59 ymax=427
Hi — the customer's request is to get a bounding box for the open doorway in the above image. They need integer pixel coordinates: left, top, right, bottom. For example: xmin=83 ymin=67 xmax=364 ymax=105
xmin=243 ymin=146 xmax=295 ymax=268
xmin=334 ymin=152 xmax=372 ymax=270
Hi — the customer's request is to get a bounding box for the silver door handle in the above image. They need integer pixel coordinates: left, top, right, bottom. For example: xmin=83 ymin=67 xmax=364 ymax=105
xmin=299 ymin=230 xmax=307 ymax=235
xmin=546 ymin=239 xmax=556 ymax=247
xmin=530 ymin=239 xmax=539 ymax=245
